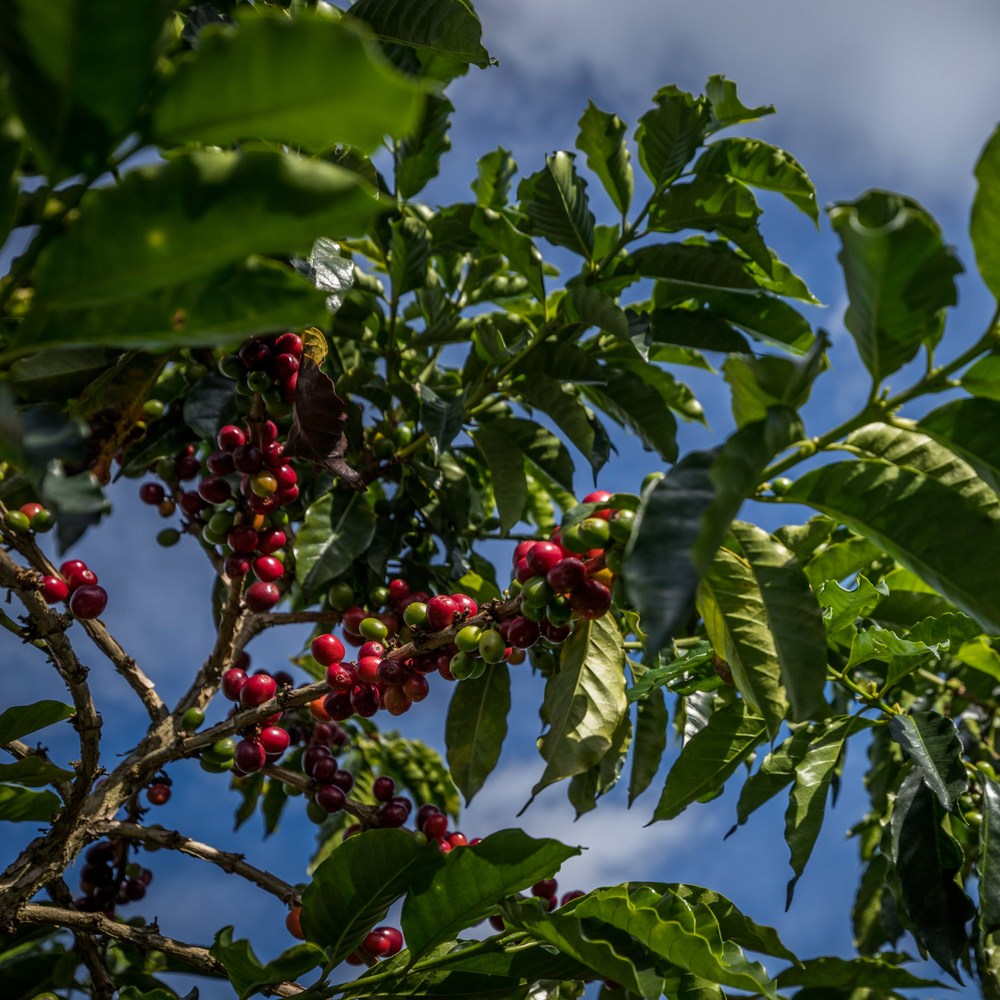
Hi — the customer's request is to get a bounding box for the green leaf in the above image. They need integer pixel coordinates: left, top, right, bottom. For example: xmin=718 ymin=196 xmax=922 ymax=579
xmin=568 ymin=712 xmax=632 ymax=818
xmin=802 ymin=533 xmax=883 ymax=590
xmin=183 ymin=373 xmax=237 ymax=442
xmin=971 ymin=123 xmax=1000 ymax=299
xmin=528 ymin=613 xmax=628 ymax=804
xmin=888 ymin=711 xmax=966 ymax=811
xmin=576 ymin=101 xmax=633 ymax=216
xmin=389 ymin=216 xmax=432 ymax=296
xmin=233 ymin=772 xmax=265 ymax=830
xmin=652 ymin=699 xmax=768 ymax=822
xmin=210 ymin=926 xmax=326 ymax=1000
xmin=0 ymin=0 xmax=169 ymax=177
xmin=626 ymin=643 xmax=713 ymax=704
xmin=784 ymin=715 xmax=873 ymax=906
xmin=628 ymin=681 xmax=668 ymax=806
xmin=957 ymin=636 xmax=1000 ymax=683
xmin=782 ymin=458 xmax=1000 ymax=635
xmin=471 ymin=423 xmax=526 ymax=535
xmin=517 ymin=152 xmax=595 ymax=260
xmin=728 ymin=522 xmax=827 ymax=722
xmin=28 ymin=151 xmax=376 ymax=311
xmin=152 ymin=14 xmax=420 ymax=153
xmin=396 ymin=95 xmax=453 ymax=200
xmin=697 ymin=547 xmax=787 ymax=738
xmin=625 ymin=241 xmax=759 ymax=292
xmin=731 ymin=726 xmax=812 ymax=833
xmin=776 ymin=955 xmax=945 ymax=990
xmin=471 ymin=147 xmax=517 ymax=209
xmin=7 ymin=348 xmax=118 ymax=404
xmin=980 ymin=777 xmax=1000 ymax=936
xmin=294 ymin=491 xmax=377 ymax=596
xmin=0 ymin=701 xmax=74 ymax=746
xmin=817 ymin=575 xmax=888 ymax=635
xmin=566 ymin=286 xmax=627 ymax=339
xmin=918 ymin=397 xmax=1000 ymax=496
xmin=743 ymin=248 xmax=821 ymax=303
xmin=0 ymin=129 xmax=21 ymax=247
xmin=0 ymin=784 xmax=60 ymax=822
xmin=347 ymin=0 xmax=494 ymax=69
xmin=828 ymin=190 xmax=962 ymax=384
xmin=689 ymin=290 xmax=813 ymax=354
xmin=301 ymin=829 xmax=444 ymax=965
xmin=599 ymin=345 xmax=705 ymax=424
xmin=0 ymin=758 xmax=74 ymax=787
xmin=909 ymin=611 xmax=982 ymax=648
xmin=624 ymin=407 xmax=804 ymax=654
xmin=402 ymin=829 xmax=581 ymax=961
xmin=417 ymin=384 xmax=466 ymax=456
xmin=848 ymin=417 xmax=1000 ymax=518
xmin=502 ymin=418 xmax=575 ymax=494
xmin=960 ymin=351 xmax=1000 ymax=400
xmin=262 ymin=777 xmax=288 ymax=839
xmin=644 ymin=307 xmax=751 ymax=355
xmin=695 ymin=138 xmax=817 ymax=224
xmin=445 ymin=661 xmax=509 ymax=805
xmin=356 ymin=734 xmax=460 ymax=820
xmin=852 ymin=853 xmax=892 ymax=955
xmin=889 ymin=769 xmax=975 ymax=980
xmin=704 ymin=75 xmax=775 ymax=132
xmin=470 ymin=207 xmax=545 ymax=301
xmin=634 ymin=86 xmax=710 ymax=188
xmin=583 ymin=369 xmax=678 ymax=463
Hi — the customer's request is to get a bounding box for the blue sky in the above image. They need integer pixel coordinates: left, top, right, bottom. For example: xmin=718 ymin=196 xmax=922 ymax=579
xmin=4 ymin=2 xmax=1000 ymax=996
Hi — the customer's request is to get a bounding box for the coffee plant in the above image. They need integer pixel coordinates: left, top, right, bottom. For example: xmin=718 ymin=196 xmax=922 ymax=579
xmin=4 ymin=1 xmax=1000 ymax=998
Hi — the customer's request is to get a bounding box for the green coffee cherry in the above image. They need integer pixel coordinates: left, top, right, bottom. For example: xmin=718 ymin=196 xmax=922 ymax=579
xmin=202 ymin=525 xmax=227 ymax=546
xmin=373 ymin=435 xmax=395 ymax=460
xmin=578 ymin=517 xmax=611 ymax=548
xmin=450 ymin=652 xmax=476 ymax=680
xmin=396 ymin=424 xmax=414 ymax=446
xmin=560 ymin=522 xmax=590 ymax=554
xmin=370 ymin=585 xmax=390 ymax=608
xmin=180 ymin=707 xmax=205 ymax=731
xmin=412 ymin=830 xmax=428 ymax=846
xmin=403 ymin=601 xmax=428 ymax=627
xmin=547 ymin=594 xmax=573 ymax=627
xmin=271 ymin=509 xmax=290 ymax=529
xmin=31 ymin=509 xmax=54 ymax=533
xmin=641 ymin=471 xmax=665 ymax=494
xmin=771 ymin=477 xmax=794 ymax=495
xmin=157 ymin=528 xmax=181 ymax=547
xmin=156 ymin=458 xmax=177 ymax=482
xmin=521 ymin=576 xmax=554 ymax=608
xmin=143 ymin=399 xmax=165 ymax=420
xmin=306 ymin=799 xmax=327 ymax=824
xmin=209 ymin=511 xmax=235 ymax=535
xmin=283 ymin=783 xmax=303 ymax=797
xmin=608 ymin=509 xmax=635 ymax=543
xmin=966 ymin=810 xmax=984 ymax=826
xmin=521 ymin=602 xmax=545 ymax=622
xmin=469 ymin=658 xmax=487 ymax=679
xmin=978 ymin=761 xmax=997 ymax=779
xmin=126 ymin=862 xmax=142 ymax=879
xmin=508 ymin=579 xmax=523 ymax=597
xmin=235 ymin=377 xmax=255 ymax=398
xmin=219 ymin=354 xmax=247 ymax=379
xmin=211 ymin=738 xmax=237 ymax=760
xmin=360 ymin=617 xmax=389 ymax=642
xmin=3 ymin=510 xmax=30 ymax=532
xmin=328 ymin=582 xmax=354 ymax=611
xmin=605 ymin=545 xmax=625 ymax=575
xmin=456 ymin=625 xmax=484 ymax=653
xmin=479 ymin=629 xmax=506 ymax=663
xmin=200 ymin=756 xmax=234 ymax=773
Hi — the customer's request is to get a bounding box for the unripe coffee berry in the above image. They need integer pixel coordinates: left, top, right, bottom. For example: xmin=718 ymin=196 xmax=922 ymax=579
xmin=478 ymin=630 xmax=506 ymax=663
xmin=286 ymin=907 xmax=304 ymax=940
xmin=771 ymin=476 xmax=794 ymax=495
xmin=403 ymin=601 xmax=428 ymax=627
xmin=181 ymin=707 xmax=205 ymax=730
xmin=360 ymin=617 xmax=389 ymax=642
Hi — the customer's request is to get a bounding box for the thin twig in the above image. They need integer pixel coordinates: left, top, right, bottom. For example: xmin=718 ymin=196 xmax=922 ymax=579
xmin=231 ymin=609 xmax=343 ymax=661
xmin=47 ymin=879 xmax=115 ymax=1000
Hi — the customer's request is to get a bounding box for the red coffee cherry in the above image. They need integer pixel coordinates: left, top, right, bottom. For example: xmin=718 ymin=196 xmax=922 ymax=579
xmin=232 ymin=444 xmax=263 ymax=474
xmin=372 ymin=776 xmax=396 ymax=801
xmin=234 ymin=738 xmax=265 ymax=773
xmin=239 ymin=340 xmax=272 ymax=371
xmin=546 ymin=557 xmax=586 ymax=594
xmin=359 ymin=640 xmax=386 ymax=659
xmin=198 ymin=476 xmax=231 ymax=504
xmin=259 ymin=726 xmax=290 ymax=755
xmin=512 ymin=540 xmax=537 ymax=566
xmin=311 ymin=634 xmax=345 ymax=666
xmin=221 ymin=667 xmax=248 ymax=701
xmin=175 ymin=455 xmax=201 ymax=480
xmin=59 ymin=559 xmax=86 ymax=579
xmin=245 ymin=581 xmax=279 ymax=613
xmin=582 ymin=490 xmax=613 ymax=519
xmin=451 ymin=594 xmax=477 ymax=617
xmin=514 ymin=558 xmax=535 ymax=584
xmin=286 ymin=907 xmax=304 ymax=940
xmin=178 ymin=491 xmax=207 ymax=515
xmin=224 ymin=554 xmax=250 ymax=578
xmin=312 ymin=756 xmax=338 ymax=784
xmin=146 ymin=783 xmax=171 ymax=806
xmin=302 ymin=745 xmax=331 ymax=776
xmin=526 ymin=542 xmax=562 ymax=576
xmin=70 ymin=585 xmax=108 ymax=620
xmin=240 ymin=673 xmax=277 ymax=708
xmin=448 ymin=832 xmax=468 ymax=848
xmin=217 ymin=425 xmax=246 ymax=450
xmin=39 ymin=576 xmax=69 ymax=603
xmin=423 ymin=813 xmax=448 ymax=839
xmin=139 ymin=483 xmax=166 ymax=505
xmin=247 ymin=491 xmax=280 ymax=515
xmin=350 ymin=683 xmax=379 ymax=718
xmin=383 ymin=685 xmax=411 ymax=716
xmin=379 ymin=802 xmax=408 ymax=827
xmin=507 ymin=616 xmax=541 ymax=649
xmin=569 ymin=579 xmax=612 ymax=620
xmin=257 ymin=528 xmax=287 ymax=555
xmin=331 ymin=769 xmax=354 ymax=793
xmin=316 ymin=784 xmax=345 ymax=813
xmin=403 ymin=673 xmax=429 ymax=702
xmin=323 ymin=691 xmax=353 ymax=721
xmin=252 ymin=556 xmax=284 ymax=583
xmin=275 ymin=464 xmax=297 ymax=490
xmin=416 ymin=803 xmax=439 ymax=829
xmin=124 ymin=879 xmax=146 ymax=901
xmin=388 ymin=579 xmax=410 ymax=603
xmin=532 ymin=878 xmax=558 ymax=898
xmin=273 ymin=353 xmax=299 ymax=380
xmin=260 ymin=420 xmax=279 ymax=446
xmin=206 ymin=450 xmax=236 ymax=476
xmin=341 ymin=607 xmax=367 ymax=633
xmin=383 ymin=927 xmax=404 ymax=956
xmin=280 ymin=373 xmax=298 ymax=402
xmin=227 ymin=525 xmax=258 ymax=553
xmin=561 ymin=890 xmax=585 ymax=906
xmin=264 ymin=442 xmax=285 ymax=470
xmin=325 ymin=661 xmax=357 ymax=692
xmin=541 ymin=620 xmax=571 ymax=644
xmin=276 ymin=332 xmax=303 ymax=357
xmin=362 ymin=929 xmax=391 ymax=957
xmin=357 ymin=656 xmax=381 ymax=683
xmin=376 ymin=658 xmax=408 ymax=685
xmin=426 ymin=595 xmax=459 ymax=629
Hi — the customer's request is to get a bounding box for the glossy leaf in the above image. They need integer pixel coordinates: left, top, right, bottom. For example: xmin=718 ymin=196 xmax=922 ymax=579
xmin=402 ymin=829 xmax=580 ymax=961
xmin=634 ymin=86 xmax=710 ymax=188
xmin=211 ymin=927 xmax=325 ymax=1000
xmin=0 ymin=701 xmax=74 ymax=746
xmin=0 ymin=0 xmax=169 ymax=177
xmin=517 ymin=152 xmax=595 ymax=260
xmin=0 ymin=784 xmax=60 ymax=822
xmin=704 ymin=75 xmax=775 ymax=132
xmin=7 ymin=348 xmax=118 ymax=404
xmin=696 ymin=138 xmax=817 ymax=223
xmin=446 ymin=661 xmax=510 ymax=804
xmin=395 ymin=94 xmax=453 ymax=199
xmin=653 ymin=699 xmax=768 ymax=822
xmin=576 ymin=101 xmax=633 ymax=216
xmin=471 ymin=147 xmax=517 ymax=208
xmin=183 ymin=373 xmax=237 ymax=442
xmin=918 ymin=396 xmax=1000 ymax=496
xmin=301 ymin=829 xmax=444 ymax=965
xmin=583 ymin=369 xmax=679 ymax=463
xmin=730 ymin=726 xmax=812 ymax=834
xmin=686 ymin=290 xmax=813 ymax=354
xmin=802 ymin=533 xmax=883 ymax=590
xmin=626 ymin=643 xmax=713 ymax=704
xmin=776 ymin=955 xmax=944 ymax=990
xmin=828 ymin=190 xmax=962 ymax=384
xmin=600 ymin=345 xmax=705 ymax=424
xmin=294 ymin=491 xmax=377 ymax=596
xmin=971 ymin=123 xmax=1000 ymax=299
xmin=888 ymin=711 xmax=965 ymax=811
xmin=0 ymin=757 xmax=75 ymax=787
xmin=625 ymin=241 xmax=759 ymax=293
xmin=628 ymin=676 xmax=668 ymax=806
xmin=390 ymin=216 xmax=432 ymax=296
xmin=889 ymin=769 xmax=975 ymax=980
xmin=152 ymin=14 xmax=421 ymax=153
xmin=470 ymin=207 xmax=545 ymax=300
xmin=417 ymin=384 xmax=466 ymax=456
xmin=817 ymin=575 xmax=887 ymax=635
xmin=472 ymin=422 xmax=526 ymax=535
xmin=348 ymin=0 xmax=494 ymax=69
xmin=956 ymin=636 xmax=1000 ymax=683
xmin=784 ymin=716 xmax=873 ymax=906
xmin=529 ymin=613 xmax=628 ymax=804
xmin=782 ymin=458 xmax=1000 ymax=635
xmin=980 ymin=777 xmax=1000 ymax=936
xmin=29 ymin=151 xmax=376 ymax=312
xmin=569 ymin=711 xmax=632 ymax=817
xmin=728 ymin=522 xmax=827 ymax=722
xmin=698 ymin=547 xmax=788 ymax=738
xmin=961 ymin=351 xmax=1000 ymax=400
xmin=644 ymin=307 xmax=751 ymax=354
xmin=624 ymin=407 xmax=804 ymax=654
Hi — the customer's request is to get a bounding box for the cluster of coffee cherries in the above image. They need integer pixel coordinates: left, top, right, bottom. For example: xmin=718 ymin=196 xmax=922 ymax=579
xmin=502 ymin=490 xmax=634 ymax=650
xmin=73 ymin=839 xmax=153 ymax=916
xmin=35 ymin=557 xmax=108 ymax=620
xmin=138 ymin=413 xmax=299 ymax=613
xmin=218 ymin=332 xmax=301 ymax=415
xmin=3 ymin=500 xmax=55 ymax=535
xmin=283 ymin=907 xmax=403 ymax=965
xmin=487 ymin=879 xmax=585 ymax=931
